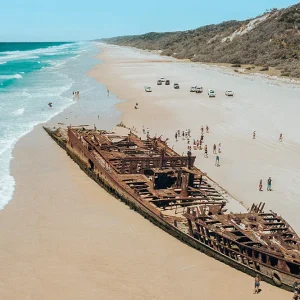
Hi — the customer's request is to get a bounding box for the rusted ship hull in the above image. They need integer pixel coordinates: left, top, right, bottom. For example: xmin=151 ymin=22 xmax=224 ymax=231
xmin=44 ymin=127 xmax=298 ymax=291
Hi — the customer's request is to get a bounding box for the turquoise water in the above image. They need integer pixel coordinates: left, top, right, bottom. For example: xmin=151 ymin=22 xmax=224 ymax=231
xmin=0 ymin=41 xmax=120 ymax=209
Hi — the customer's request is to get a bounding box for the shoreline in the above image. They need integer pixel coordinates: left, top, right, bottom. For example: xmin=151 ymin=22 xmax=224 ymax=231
xmin=0 ymin=42 xmax=295 ymax=299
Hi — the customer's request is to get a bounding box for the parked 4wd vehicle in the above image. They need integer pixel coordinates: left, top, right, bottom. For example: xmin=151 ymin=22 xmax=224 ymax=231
xmin=165 ymin=80 xmax=170 ymax=85
xmin=157 ymin=80 xmax=162 ymax=85
xmin=174 ymin=83 xmax=180 ymax=89
xmin=208 ymin=89 xmax=216 ymax=97
xmin=190 ymin=86 xmax=196 ymax=92
xmin=225 ymin=90 xmax=234 ymax=96
xmin=144 ymin=86 xmax=152 ymax=92
xmin=195 ymin=87 xmax=203 ymax=93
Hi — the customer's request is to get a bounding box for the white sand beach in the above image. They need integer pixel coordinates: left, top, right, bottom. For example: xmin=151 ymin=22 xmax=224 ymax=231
xmin=1 ymin=42 xmax=299 ymax=299
xmin=90 ymin=44 xmax=300 ymax=231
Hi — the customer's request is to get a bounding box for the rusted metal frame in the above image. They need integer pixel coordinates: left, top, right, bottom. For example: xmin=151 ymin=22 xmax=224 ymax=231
xmin=195 ymin=221 xmax=300 ymax=270
xmin=149 ymin=197 xmax=223 ymax=203
xmin=194 ymin=222 xmax=299 ymax=276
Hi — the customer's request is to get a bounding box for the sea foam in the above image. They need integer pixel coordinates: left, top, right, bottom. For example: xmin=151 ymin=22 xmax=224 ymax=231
xmin=12 ymin=108 xmax=25 ymax=116
xmin=0 ymin=74 xmax=22 ymax=80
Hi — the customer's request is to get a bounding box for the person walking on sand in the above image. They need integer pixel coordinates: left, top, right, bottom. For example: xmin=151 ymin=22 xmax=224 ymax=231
xmin=204 ymin=145 xmax=208 ymax=158
xmin=213 ymin=144 xmax=217 ymax=154
xmin=175 ymin=132 xmax=178 ymax=142
xmin=279 ymin=133 xmax=283 ymax=142
xmin=143 ymin=126 xmax=145 ymax=134
xmin=254 ymin=275 xmax=260 ymax=294
xmin=201 ymin=126 xmax=204 ymax=135
xmin=253 ymin=131 xmax=256 ymax=139
xmin=259 ymin=179 xmax=263 ymax=191
xmin=199 ymin=139 xmax=203 ymax=150
xmin=267 ymin=177 xmax=272 ymax=191
xmin=206 ymin=125 xmax=209 ymax=133
xmin=218 ymin=143 xmax=221 ymax=154
xmin=193 ymin=140 xmax=197 ymax=150
xmin=215 ymin=155 xmax=220 ymax=167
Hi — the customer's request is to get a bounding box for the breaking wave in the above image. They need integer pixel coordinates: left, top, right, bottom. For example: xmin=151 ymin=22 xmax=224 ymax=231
xmin=0 ymin=74 xmax=23 ymax=80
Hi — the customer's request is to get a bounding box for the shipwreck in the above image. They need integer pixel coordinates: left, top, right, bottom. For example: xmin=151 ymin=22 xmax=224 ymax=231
xmin=44 ymin=126 xmax=300 ymax=290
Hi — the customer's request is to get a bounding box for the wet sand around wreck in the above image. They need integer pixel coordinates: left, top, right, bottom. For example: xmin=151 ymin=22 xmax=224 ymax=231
xmin=0 ymin=43 xmax=294 ymax=299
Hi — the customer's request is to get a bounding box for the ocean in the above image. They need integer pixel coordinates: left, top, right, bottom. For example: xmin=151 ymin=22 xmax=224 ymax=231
xmin=0 ymin=41 xmax=120 ymax=209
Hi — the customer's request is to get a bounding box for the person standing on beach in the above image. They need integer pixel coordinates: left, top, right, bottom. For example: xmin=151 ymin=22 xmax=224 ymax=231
xmin=213 ymin=144 xmax=217 ymax=154
xmin=259 ymin=179 xmax=263 ymax=191
xmin=143 ymin=126 xmax=145 ymax=134
xmin=206 ymin=125 xmax=209 ymax=133
xmin=253 ymin=131 xmax=256 ymax=139
xmin=175 ymin=132 xmax=178 ymax=141
xmin=201 ymin=126 xmax=204 ymax=135
xmin=218 ymin=143 xmax=221 ymax=153
xmin=204 ymin=145 xmax=208 ymax=158
xmin=279 ymin=133 xmax=283 ymax=142
xmin=193 ymin=140 xmax=197 ymax=150
xmin=267 ymin=177 xmax=272 ymax=191
xmin=254 ymin=275 xmax=260 ymax=294
xmin=215 ymin=155 xmax=220 ymax=167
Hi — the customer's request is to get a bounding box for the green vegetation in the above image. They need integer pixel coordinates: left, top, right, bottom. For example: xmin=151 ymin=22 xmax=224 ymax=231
xmin=100 ymin=4 xmax=300 ymax=78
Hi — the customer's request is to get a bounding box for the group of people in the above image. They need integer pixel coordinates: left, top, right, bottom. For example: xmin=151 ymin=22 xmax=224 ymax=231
xmin=142 ymin=126 xmax=150 ymax=137
xmin=72 ymin=91 xmax=80 ymax=100
xmin=175 ymin=129 xmax=191 ymax=142
xmin=253 ymin=131 xmax=283 ymax=142
xmin=258 ymin=177 xmax=272 ymax=192
xmin=174 ymin=125 xmax=223 ymax=167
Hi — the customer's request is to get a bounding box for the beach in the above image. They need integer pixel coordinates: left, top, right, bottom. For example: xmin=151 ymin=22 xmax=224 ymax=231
xmin=1 ymin=42 xmax=298 ymax=299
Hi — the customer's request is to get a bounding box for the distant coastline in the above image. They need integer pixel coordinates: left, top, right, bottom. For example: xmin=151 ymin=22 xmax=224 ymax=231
xmin=100 ymin=3 xmax=300 ymax=79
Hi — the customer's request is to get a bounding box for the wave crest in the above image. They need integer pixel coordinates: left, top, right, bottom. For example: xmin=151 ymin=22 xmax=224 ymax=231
xmin=0 ymin=74 xmax=23 ymax=80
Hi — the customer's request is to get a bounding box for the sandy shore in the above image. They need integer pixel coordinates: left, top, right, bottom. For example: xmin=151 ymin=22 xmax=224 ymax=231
xmin=89 ymin=44 xmax=300 ymax=231
xmin=0 ymin=43 xmax=296 ymax=299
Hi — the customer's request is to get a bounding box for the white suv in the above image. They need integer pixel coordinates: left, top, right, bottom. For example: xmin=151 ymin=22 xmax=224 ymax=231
xmin=208 ymin=89 xmax=216 ymax=97
xmin=225 ymin=90 xmax=234 ymax=96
